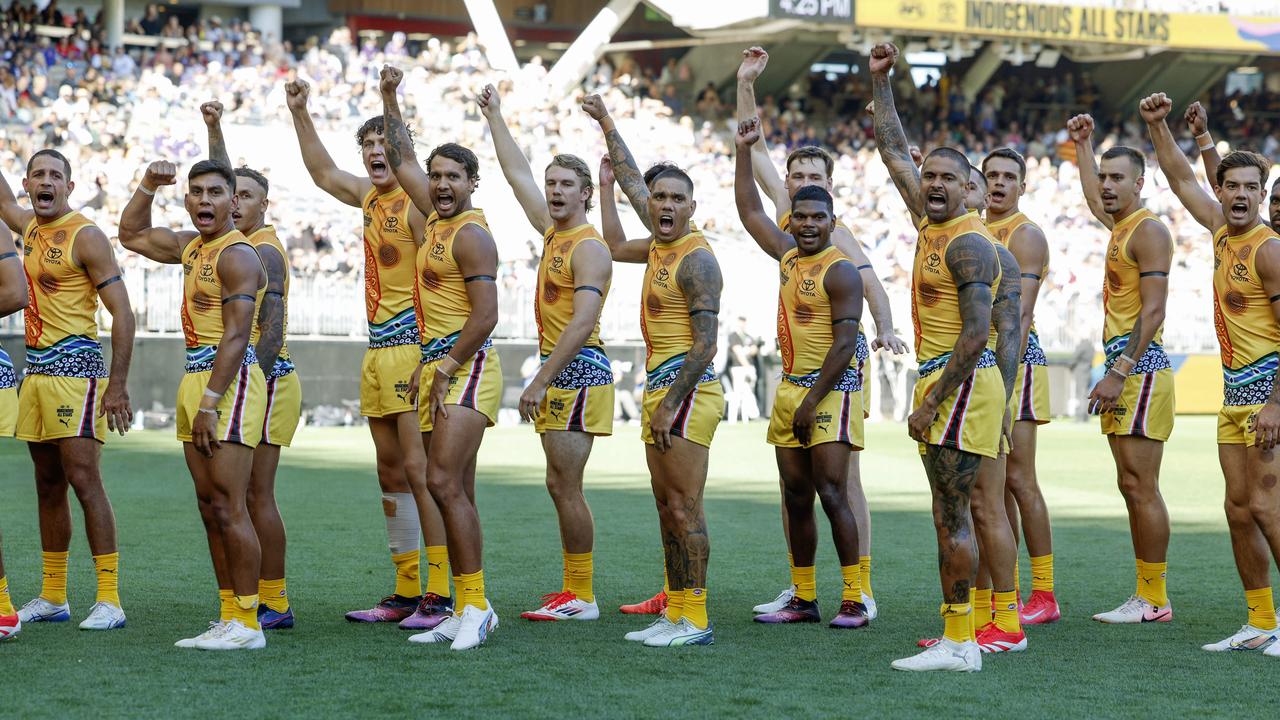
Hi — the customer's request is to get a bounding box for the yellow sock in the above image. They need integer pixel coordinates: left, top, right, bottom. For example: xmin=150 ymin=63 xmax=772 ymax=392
xmin=943 ymin=601 xmax=973 ymax=643
xmin=391 ymin=549 xmax=420 ymax=599
xmin=234 ymin=593 xmax=261 ymax=630
xmin=994 ymin=590 xmax=1021 ymax=633
xmin=1013 ymin=561 xmax=1021 ymax=595
xmin=218 ymin=588 xmax=235 ymax=622
xmin=40 ymin=550 xmax=69 ymax=605
xmin=684 ymin=588 xmax=708 ymax=629
xmin=1246 ymin=587 xmax=1276 ymax=630
xmin=974 ymin=588 xmax=994 ymax=628
xmin=1138 ymin=561 xmax=1168 ymax=606
xmin=967 ymin=587 xmax=977 ymax=638
xmin=840 ymin=564 xmax=862 ymax=602
xmin=1030 ymin=554 xmax=1054 ymax=593
xmin=665 ymin=588 xmax=685 ymax=623
xmin=564 ymin=551 xmax=594 ymax=602
xmin=92 ymin=552 xmax=120 ymax=607
xmin=456 ymin=570 xmax=487 ymax=611
xmin=663 ymin=567 xmax=670 ymax=596
xmin=1135 ymin=558 xmax=1145 ymax=596
xmin=859 ymin=555 xmax=873 ymax=599
xmin=424 ymin=546 xmax=451 ymax=598
xmin=791 ymin=565 xmax=817 ymax=602
xmin=258 ymin=578 xmax=288 ymax=612
xmin=0 ymin=575 xmax=13 ymax=616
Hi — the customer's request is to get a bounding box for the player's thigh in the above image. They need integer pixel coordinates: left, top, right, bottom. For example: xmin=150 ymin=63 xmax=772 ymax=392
xmin=809 ymin=441 xmax=852 ymax=490
xmin=541 ymin=429 xmax=594 ymax=482
xmin=1219 ymin=443 xmax=1251 ymax=510
xmin=250 ymin=442 xmax=282 ymax=500
xmin=1006 ymin=420 xmax=1038 ymax=482
xmin=26 ymin=439 xmax=63 ymax=483
xmin=204 ymin=443 xmax=255 ymax=500
xmin=425 ymin=404 xmax=489 ymax=482
xmin=56 ymin=436 xmax=102 ymax=489
xmin=647 ymin=436 xmax=709 ymax=505
xmin=774 ymin=446 xmax=812 ymax=493
xmin=368 ymin=415 xmax=406 ymax=465
xmin=1244 ymin=444 xmax=1280 ymax=518
xmin=1114 ymin=434 xmax=1164 ymax=483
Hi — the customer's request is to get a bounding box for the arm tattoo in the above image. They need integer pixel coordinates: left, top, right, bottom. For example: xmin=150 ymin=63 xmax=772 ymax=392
xmin=925 ymin=235 xmax=996 ymax=407
xmin=662 ymin=251 xmax=722 ymax=411
xmin=870 ymin=71 xmax=924 ymax=215
xmin=208 ymin=123 xmax=231 ymax=171
xmin=255 ymin=247 xmax=287 ymax=375
xmin=993 ymin=245 xmax=1023 ymax=400
xmin=603 ymin=128 xmax=652 ymax=230
xmin=384 ymin=116 xmax=410 ymax=170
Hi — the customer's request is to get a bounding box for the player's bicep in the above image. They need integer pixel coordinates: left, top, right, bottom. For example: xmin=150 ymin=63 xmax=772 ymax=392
xmin=677 ymin=250 xmax=723 ymax=315
xmin=823 ymin=261 xmax=864 ymax=324
xmin=256 ymin=243 xmax=288 ymax=294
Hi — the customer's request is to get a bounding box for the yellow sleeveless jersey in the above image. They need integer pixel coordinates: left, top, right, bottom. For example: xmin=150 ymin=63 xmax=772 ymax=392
xmin=417 ymin=209 xmax=492 ymax=361
xmin=535 ymin=223 xmax=609 ymax=355
xmin=641 ymin=230 xmax=717 ymax=389
xmin=246 ymin=225 xmax=294 ymax=377
xmin=1103 ymin=208 xmax=1172 ymax=370
xmin=22 ymin=211 xmax=106 ymax=377
xmin=181 ymin=229 xmax=264 ymax=372
xmin=911 ymin=211 xmax=1001 ymax=374
xmin=362 ymin=186 xmax=418 ymax=348
xmin=778 ymin=211 xmax=870 ymax=376
xmin=777 ymin=245 xmax=861 ymax=392
xmin=986 ymin=210 xmax=1049 ymax=364
xmin=1213 ymin=223 xmax=1280 ymax=406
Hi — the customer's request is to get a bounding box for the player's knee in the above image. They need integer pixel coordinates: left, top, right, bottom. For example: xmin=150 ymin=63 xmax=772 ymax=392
xmin=814 ymin=482 xmax=845 ymax=514
xmin=424 ymin=467 xmax=461 ymax=502
xmin=1224 ymin=495 xmax=1253 ymax=528
xmin=545 ymin=475 xmax=582 ymax=506
xmin=402 ymin=457 xmax=428 ymax=489
xmin=1247 ymin=495 xmax=1280 ymax=528
xmin=1115 ymin=471 xmax=1147 ymax=500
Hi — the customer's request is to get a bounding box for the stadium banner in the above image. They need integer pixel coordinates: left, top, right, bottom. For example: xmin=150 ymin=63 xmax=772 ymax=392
xmin=770 ymin=0 xmax=853 ymax=24
xmin=855 ymin=1 xmax=1280 ymax=54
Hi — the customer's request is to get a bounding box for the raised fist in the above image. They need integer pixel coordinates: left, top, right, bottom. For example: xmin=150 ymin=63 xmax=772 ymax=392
xmin=284 ymin=79 xmax=309 ymax=111
xmin=476 ymin=83 xmax=500 ymax=119
xmin=910 ymin=145 xmax=924 ymax=168
xmin=581 ymin=94 xmax=609 ymax=122
xmin=1066 ymin=114 xmax=1095 ymax=144
xmin=1184 ymin=101 xmax=1208 ymax=136
xmin=200 ymin=101 xmax=223 ymax=127
xmin=1138 ymin=92 xmax=1173 ymax=125
xmin=736 ymin=117 xmax=761 ymax=148
xmin=598 ymin=156 xmax=614 ymax=188
xmin=379 ymin=65 xmax=403 ymax=96
xmin=143 ymin=161 xmax=178 ymax=191
xmin=737 ymin=47 xmax=768 ymax=82
xmin=869 ymin=43 xmax=898 ymax=76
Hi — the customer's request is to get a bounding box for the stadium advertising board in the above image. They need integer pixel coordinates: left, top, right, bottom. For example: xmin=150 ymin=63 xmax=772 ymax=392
xmin=855 ymin=1 xmax=1280 ymax=54
xmin=770 ymin=0 xmax=853 ymax=24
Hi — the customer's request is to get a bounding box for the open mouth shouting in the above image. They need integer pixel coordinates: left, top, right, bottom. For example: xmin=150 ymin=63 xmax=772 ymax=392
xmin=1227 ymin=199 xmax=1249 ymax=222
xmin=195 ymin=209 xmax=216 ymax=228
xmin=369 ymin=158 xmax=388 ymax=178
xmin=926 ymin=190 xmax=947 ymax=213
xmin=548 ymin=198 xmax=566 ymax=213
xmin=990 ymin=190 xmax=1007 ymax=204
xmin=435 ymin=189 xmax=455 ymax=213
xmin=34 ymin=189 xmax=56 ymax=211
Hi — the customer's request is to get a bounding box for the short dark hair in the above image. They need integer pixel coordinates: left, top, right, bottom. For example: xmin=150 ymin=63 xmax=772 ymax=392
xmin=644 ymin=162 xmax=693 ymax=194
xmin=27 ymin=149 xmax=71 ymax=179
xmin=1100 ymin=146 xmax=1146 ymax=177
xmin=982 ymin=147 xmax=1026 ymax=182
xmin=792 ymin=184 xmax=834 ymax=211
xmin=426 ymin=143 xmax=480 ymax=181
xmin=234 ymin=167 xmax=269 ymax=196
xmin=969 ymin=164 xmax=988 ymax=190
xmin=188 ymin=160 xmax=236 ymax=190
xmin=785 ymin=146 xmax=834 ymax=178
xmin=925 ymin=146 xmax=970 ymax=177
xmin=547 ymin=154 xmax=593 ymax=211
xmin=355 ymin=116 xmax=386 ymax=146
xmin=1216 ymin=150 xmax=1271 ymax=189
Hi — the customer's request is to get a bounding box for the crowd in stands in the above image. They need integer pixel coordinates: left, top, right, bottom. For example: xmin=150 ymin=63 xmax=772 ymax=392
xmin=0 ymin=3 xmax=1273 ymax=358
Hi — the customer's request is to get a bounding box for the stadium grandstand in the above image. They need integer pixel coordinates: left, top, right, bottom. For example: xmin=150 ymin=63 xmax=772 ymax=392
xmin=0 ymin=0 xmax=1277 ymax=419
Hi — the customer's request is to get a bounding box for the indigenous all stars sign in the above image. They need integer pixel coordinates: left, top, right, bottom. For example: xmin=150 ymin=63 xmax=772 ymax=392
xmin=855 ymin=0 xmax=1280 ymax=54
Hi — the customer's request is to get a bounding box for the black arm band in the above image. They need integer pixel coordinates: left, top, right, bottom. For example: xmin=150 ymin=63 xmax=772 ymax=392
xmin=264 ymin=290 xmax=284 ymax=298
xmin=1270 ymin=294 xmax=1280 ymax=304
xmin=689 ymin=309 xmax=718 ymax=318
xmin=0 ymin=251 xmax=16 ymax=261
xmin=95 ymin=275 xmax=122 ymax=290
xmin=956 ymin=281 xmax=992 ymax=291
xmin=574 ymin=285 xmax=604 ymax=297
xmin=221 ymin=293 xmax=257 ymax=305
xmin=832 ymin=317 xmax=860 ymax=326
xmin=856 ymin=264 xmax=873 ymax=271
xmin=1139 ymin=271 xmax=1168 ymax=278
xmin=993 ymin=290 xmax=1022 ymax=306
xmin=1020 ymin=272 xmax=1041 ymax=280
xmin=464 ymin=275 xmax=495 ymax=283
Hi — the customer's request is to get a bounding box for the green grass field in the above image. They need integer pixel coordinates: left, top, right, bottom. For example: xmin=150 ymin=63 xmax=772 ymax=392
xmin=0 ymin=416 xmax=1275 ymax=718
